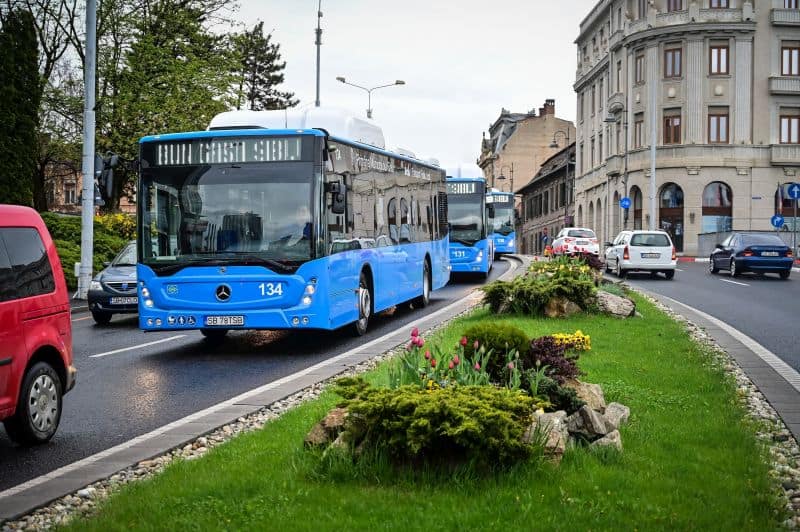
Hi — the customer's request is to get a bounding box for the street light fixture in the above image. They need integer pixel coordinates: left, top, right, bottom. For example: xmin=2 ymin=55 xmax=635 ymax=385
xmin=335 ymin=76 xmax=405 ymax=119
xmin=550 ymin=129 xmax=573 ymax=227
xmin=605 ymin=106 xmax=629 ymax=230
xmin=497 ymin=163 xmax=514 ymax=193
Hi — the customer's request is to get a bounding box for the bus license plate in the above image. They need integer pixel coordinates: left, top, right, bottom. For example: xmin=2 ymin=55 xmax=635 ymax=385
xmin=110 ymin=296 xmax=138 ymax=305
xmin=205 ymin=315 xmax=244 ymax=326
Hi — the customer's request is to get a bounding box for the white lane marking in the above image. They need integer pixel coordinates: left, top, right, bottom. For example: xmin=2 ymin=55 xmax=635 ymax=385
xmin=720 ymin=279 xmax=749 ymax=287
xmin=660 ymin=295 xmax=800 ymax=393
xmin=90 ymin=335 xmax=186 ymax=358
xmin=71 ymin=316 xmax=92 ymax=322
xmin=0 ymin=258 xmax=520 ymax=499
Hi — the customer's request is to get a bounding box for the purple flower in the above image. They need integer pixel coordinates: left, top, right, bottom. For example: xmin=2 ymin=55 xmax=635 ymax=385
xmin=411 ymin=327 xmax=419 ymax=338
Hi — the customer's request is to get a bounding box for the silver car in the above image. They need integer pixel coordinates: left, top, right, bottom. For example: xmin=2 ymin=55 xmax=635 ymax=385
xmin=604 ymin=230 xmax=677 ymax=279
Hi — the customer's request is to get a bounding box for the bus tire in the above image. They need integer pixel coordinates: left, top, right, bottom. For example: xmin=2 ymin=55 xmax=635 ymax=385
xmin=413 ymin=260 xmax=431 ymax=309
xmin=200 ymin=328 xmax=228 ymax=342
xmin=353 ymin=271 xmax=372 ymax=336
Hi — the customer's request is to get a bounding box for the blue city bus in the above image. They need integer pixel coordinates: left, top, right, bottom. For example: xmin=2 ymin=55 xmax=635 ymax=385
xmin=136 ymin=109 xmax=450 ymax=338
xmin=486 ymin=188 xmax=516 ymax=255
xmin=446 ymin=177 xmax=494 ymax=278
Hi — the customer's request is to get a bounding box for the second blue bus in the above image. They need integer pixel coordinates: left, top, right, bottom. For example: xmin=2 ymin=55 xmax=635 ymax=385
xmin=486 ymin=188 xmax=516 ymax=255
xmin=446 ymin=177 xmax=494 ymax=278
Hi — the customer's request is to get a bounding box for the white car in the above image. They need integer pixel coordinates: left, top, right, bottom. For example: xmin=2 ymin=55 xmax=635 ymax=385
xmin=604 ymin=230 xmax=677 ymax=279
xmin=552 ymin=227 xmax=600 ymax=256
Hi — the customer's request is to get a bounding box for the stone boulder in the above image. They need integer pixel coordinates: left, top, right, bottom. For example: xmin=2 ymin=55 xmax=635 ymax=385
xmin=564 ymin=379 xmax=606 ymax=413
xmin=304 ymin=407 xmax=348 ymax=448
xmin=544 ymin=297 xmax=583 ymax=318
xmin=566 ymin=405 xmax=612 ymax=441
xmin=524 ymin=410 xmax=569 ymax=462
xmin=604 ymin=402 xmax=631 ymax=431
xmin=591 ymin=429 xmax=623 ymax=451
xmin=596 ymin=291 xmax=636 ymax=318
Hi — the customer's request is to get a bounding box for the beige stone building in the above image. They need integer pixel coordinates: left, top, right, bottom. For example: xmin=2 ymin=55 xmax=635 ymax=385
xmin=575 ymin=0 xmax=800 ymax=256
xmin=477 ymin=100 xmax=575 ymax=193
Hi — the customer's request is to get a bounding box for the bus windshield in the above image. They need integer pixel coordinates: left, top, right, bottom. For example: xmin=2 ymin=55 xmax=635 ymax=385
xmin=490 ymin=205 xmax=514 ymax=235
xmin=448 ymin=194 xmax=484 ymax=245
xmin=139 ymin=162 xmax=315 ymax=273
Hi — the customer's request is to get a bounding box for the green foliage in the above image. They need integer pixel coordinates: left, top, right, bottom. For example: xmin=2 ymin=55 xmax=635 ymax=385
xmin=0 ymin=8 xmax=42 ymax=207
xmin=233 ymin=21 xmax=298 ymax=111
xmin=537 ymin=377 xmax=586 ymax=414
xmin=40 ymin=212 xmax=128 ymax=289
xmin=461 ymin=322 xmax=530 ymax=379
xmin=482 ymin=256 xmax=597 ymax=316
xmin=95 ymin=213 xmax=136 ymax=241
xmin=334 ymin=378 xmax=542 ymax=466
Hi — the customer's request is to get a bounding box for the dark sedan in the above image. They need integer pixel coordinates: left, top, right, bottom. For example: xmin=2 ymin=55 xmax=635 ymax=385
xmin=709 ymin=233 xmax=793 ymax=279
xmin=88 ymin=241 xmax=138 ymax=324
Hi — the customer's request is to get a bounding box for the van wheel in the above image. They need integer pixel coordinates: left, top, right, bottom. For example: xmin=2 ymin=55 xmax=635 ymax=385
xmin=92 ymin=311 xmax=112 ymax=325
xmin=413 ymin=261 xmax=431 ymax=308
xmin=200 ymin=329 xmax=228 ymax=342
xmin=353 ymin=272 xmax=372 ymax=336
xmin=3 ymin=362 xmax=63 ymax=446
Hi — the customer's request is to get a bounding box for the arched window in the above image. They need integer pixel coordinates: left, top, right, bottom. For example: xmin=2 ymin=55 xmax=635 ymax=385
xmin=612 ymin=191 xmax=621 ymax=235
xmin=702 ymin=181 xmax=733 ymax=233
xmin=596 ymin=199 xmax=603 ymax=243
xmin=577 ymin=204 xmax=584 ymax=227
xmin=588 ymin=202 xmax=595 ymax=231
xmin=630 ymin=186 xmax=643 ymax=230
xmin=659 ymin=182 xmax=685 ymax=252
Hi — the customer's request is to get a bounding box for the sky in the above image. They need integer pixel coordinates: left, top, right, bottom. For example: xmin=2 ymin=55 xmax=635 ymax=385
xmin=235 ymin=0 xmax=598 ymax=175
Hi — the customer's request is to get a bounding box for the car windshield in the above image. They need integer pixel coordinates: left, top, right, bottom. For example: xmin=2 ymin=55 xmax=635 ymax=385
xmin=568 ymin=229 xmax=595 ymax=238
xmin=113 ymin=243 xmax=137 ymax=266
xmin=630 ymin=233 xmax=671 ymax=247
xmin=740 ymin=234 xmax=785 ymax=246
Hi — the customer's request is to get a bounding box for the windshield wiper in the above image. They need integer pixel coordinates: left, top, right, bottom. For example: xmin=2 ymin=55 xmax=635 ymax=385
xmin=224 ymin=255 xmax=295 ymax=273
xmin=451 ymin=237 xmax=478 ymax=247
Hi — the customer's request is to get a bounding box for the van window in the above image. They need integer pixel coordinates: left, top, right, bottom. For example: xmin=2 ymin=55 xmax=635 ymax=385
xmin=0 ymin=236 xmax=14 ymax=302
xmin=630 ymin=233 xmax=671 ymax=247
xmin=0 ymin=228 xmax=56 ymax=299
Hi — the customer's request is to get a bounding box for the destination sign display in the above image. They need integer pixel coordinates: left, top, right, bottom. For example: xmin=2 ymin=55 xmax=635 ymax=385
xmin=447 ymin=182 xmax=483 ymax=195
xmin=152 ymin=137 xmax=304 ymax=166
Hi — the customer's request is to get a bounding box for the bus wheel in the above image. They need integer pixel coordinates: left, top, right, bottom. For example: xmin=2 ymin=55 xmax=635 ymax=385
xmin=201 ymin=328 xmax=228 ymax=342
xmin=413 ymin=261 xmax=431 ymax=309
xmin=353 ymin=272 xmax=372 ymax=336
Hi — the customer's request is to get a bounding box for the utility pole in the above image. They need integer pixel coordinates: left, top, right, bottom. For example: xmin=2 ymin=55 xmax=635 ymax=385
xmin=314 ymin=1 xmax=322 ymax=107
xmin=78 ymin=0 xmax=96 ymax=300
xmin=649 ymin=66 xmax=657 ymax=231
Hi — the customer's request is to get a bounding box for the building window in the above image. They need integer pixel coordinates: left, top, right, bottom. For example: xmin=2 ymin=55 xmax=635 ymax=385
xmin=634 ymin=114 xmax=644 ymax=148
xmin=590 ymin=138 xmax=596 ymax=168
xmin=782 ymin=43 xmax=800 ymax=76
xmin=709 ymin=44 xmax=729 ymax=75
xmin=579 ymin=143 xmax=584 ymax=173
xmin=638 ymin=0 xmax=647 ymax=19
xmin=710 ymin=0 xmax=729 ymax=7
xmin=616 ymin=124 xmax=622 ymax=153
xmin=598 ymin=133 xmax=604 ymax=162
xmin=635 ymin=53 xmax=645 ymax=84
xmin=781 ymin=116 xmax=800 ymax=144
xmin=616 ymin=60 xmax=623 ymax=91
xmin=664 ymin=47 xmax=682 ymax=78
xmin=664 ymin=111 xmax=682 ymax=145
xmin=591 ymin=85 xmax=596 ymax=116
xmin=708 ymin=109 xmax=729 ymax=144
xmin=785 ymin=0 xmax=798 ymax=9
xmin=667 ymin=0 xmax=683 ymax=12
xmin=64 ymin=184 xmax=76 ymax=205
xmin=598 ymin=78 xmax=604 ymax=111
xmin=617 ymin=7 xmax=623 ymax=30
xmin=702 ymin=181 xmax=733 ymax=233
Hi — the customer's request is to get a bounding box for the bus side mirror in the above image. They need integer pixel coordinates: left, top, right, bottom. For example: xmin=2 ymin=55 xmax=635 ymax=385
xmin=487 ymin=204 xmax=495 ymax=218
xmin=327 ymin=182 xmax=346 ymax=215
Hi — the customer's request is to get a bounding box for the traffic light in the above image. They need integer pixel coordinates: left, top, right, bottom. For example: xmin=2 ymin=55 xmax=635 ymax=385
xmin=95 ymin=152 xmax=118 ymax=202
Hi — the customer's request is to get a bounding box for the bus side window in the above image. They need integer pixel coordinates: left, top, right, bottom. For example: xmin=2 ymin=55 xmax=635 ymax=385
xmin=399 ymin=198 xmax=411 ymax=243
xmin=387 ymin=197 xmax=398 ymax=244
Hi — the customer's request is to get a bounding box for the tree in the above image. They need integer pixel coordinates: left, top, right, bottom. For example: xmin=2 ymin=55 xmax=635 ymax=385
xmin=234 ymin=21 xmax=297 ymax=111
xmin=0 ymin=8 xmax=42 ymax=207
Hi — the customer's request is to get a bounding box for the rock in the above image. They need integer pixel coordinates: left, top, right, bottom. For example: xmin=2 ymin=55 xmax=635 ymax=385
xmin=304 ymin=407 xmax=349 ymax=448
xmin=596 ymin=291 xmax=635 ymax=318
xmin=592 ymin=429 xmax=623 ymax=451
xmin=304 ymin=422 xmax=329 ymax=447
xmin=523 ymin=411 xmax=568 ymax=461
xmin=564 ymin=379 xmax=606 ymax=413
xmin=603 ymin=402 xmax=631 ymax=430
xmin=76 ymin=488 xmax=96 ymax=499
xmin=566 ymin=405 xmax=611 ymax=440
xmin=544 ymin=297 xmax=583 ymax=318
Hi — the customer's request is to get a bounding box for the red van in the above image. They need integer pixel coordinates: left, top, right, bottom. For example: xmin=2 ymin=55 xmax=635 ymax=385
xmin=0 ymin=205 xmax=75 ymax=445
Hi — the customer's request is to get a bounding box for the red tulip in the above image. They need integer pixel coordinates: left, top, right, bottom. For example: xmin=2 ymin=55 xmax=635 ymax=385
xmin=507 ymin=362 xmax=515 ymax=370
xmin=431 ymin=359 xmax=437 ymax=368
xmin=453 ymin=355 xmax=460 ymax=366
xmin=417 ymin=337 xmax=425 ymax=348
xmin=474 ymin=362 xmax=481 ymax=371
xmin=460 ymin=336 xmax=468 ymax=347
xmin=448 ymin=361 xmax=454 ymax=370
xmin=424 ymin=350 xmax=431 ymax=360
xmin=411 ymin=327 xmax=419 ymax=338
xmin=473 ymin=340 xmax=479 ymax=350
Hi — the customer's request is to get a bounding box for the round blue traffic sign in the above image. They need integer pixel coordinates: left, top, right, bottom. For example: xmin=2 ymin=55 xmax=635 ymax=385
xmin=620 ymin=197 xmax=631 ymax=209
xmin=788 ymin=182 xmax=800 ymax=200
xmin=771 ymin=214 xmax=785 ymax=229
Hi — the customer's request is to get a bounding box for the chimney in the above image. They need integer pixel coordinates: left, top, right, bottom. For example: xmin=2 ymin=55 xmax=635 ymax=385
xmin=539 ymin=99 xmax=556 ymax=116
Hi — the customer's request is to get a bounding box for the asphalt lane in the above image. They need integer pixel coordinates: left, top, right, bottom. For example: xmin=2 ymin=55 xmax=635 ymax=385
xmin=0 ymin=262 xmax=509 ymax=490
xmin=621 ymin=262 xmax=800 ymax=373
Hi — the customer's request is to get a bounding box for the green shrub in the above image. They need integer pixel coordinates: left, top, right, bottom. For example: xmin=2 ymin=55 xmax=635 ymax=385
xmin=334 ymin=378 xmax=543 ymax=467
xmin=95 ymin=213 xmax=136 ymax=241
xmin=537 ymin=377 xmax=585 ymax=414
xmin=461 ymin=322 xmax=529 ymax=381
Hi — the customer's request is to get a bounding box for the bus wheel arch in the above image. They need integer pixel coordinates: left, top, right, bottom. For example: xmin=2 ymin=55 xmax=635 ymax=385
xmin=353 ymin=266 xmax=373 ymax=336
xmin=413 ymin=256 xmax=431 ymax=309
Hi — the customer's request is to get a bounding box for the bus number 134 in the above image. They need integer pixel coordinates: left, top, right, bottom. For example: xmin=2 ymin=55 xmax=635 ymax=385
xmin=259 ymin=283 xmax=283 ymax=297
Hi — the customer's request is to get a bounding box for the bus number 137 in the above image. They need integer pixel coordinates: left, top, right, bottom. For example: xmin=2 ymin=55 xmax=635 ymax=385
xmin=259 ymin=283 xmax=283 ymax=297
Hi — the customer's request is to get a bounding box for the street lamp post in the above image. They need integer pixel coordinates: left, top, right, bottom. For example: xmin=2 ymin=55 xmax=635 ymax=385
xmin=335 ymin=77 xmax=405 ymax=119
xmin=604 ymin=107 xmax=629 ymax=230
xmin=497 ymin=163 xmax=514 ymax=193
xmin=550 ymin=130 xmax=572 ymax=227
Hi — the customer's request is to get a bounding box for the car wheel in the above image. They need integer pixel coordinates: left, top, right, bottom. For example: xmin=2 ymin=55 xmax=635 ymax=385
xmin=3 ymin=362 xmax=63 ymax=446
xmin=779 ymin=270 xmax=790 ymax=280
xmin=615 ymin=258 xmax=626 ymax=278
xmin=730 ymin=259 xmax=740 ymax=278
xmin=708 ymin=257 xmax=719 ymax=274
xmin=200 ymin=328 xmax=228 ymax=342
xmin=413 ymin=261 xmax=431 ymax=308
xmin=649 ymin=271 xmax=659 ymax=279
xmin=353 ymin=271 xmax=372 ymax=336
xmin=92 ymin=311 xmax=112 ymax=325
xmin=604 ymin=258 xmax=612 ymax=273
xmin=664 ymin=270 xmax=675 ymax=280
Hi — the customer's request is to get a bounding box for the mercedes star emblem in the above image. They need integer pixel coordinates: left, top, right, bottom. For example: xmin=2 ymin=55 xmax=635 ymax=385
xmin=215 ymin=284 xmax=232 ymax=302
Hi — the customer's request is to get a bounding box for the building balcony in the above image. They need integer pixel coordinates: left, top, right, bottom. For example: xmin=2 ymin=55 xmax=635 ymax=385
xmin=771 ymin=144 xmax=800 ymax=166
xmin=607 ymin=92 xmax=625 ymax=113
xmin=771 ymin=9 xmax=800 ymax=26
xmin=769 ymin=76 xmax=800 ymax=95
xmin=605 ymin=155 xmax=623 ymax=176
xmin=609 ymin=29 xmax=624 ymax=50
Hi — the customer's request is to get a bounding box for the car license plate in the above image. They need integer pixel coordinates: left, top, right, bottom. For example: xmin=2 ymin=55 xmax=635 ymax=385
xmin=762 ymin=251 xmax=779 ymax=256
xmin=577 ymin=240 xmax=589 ymax=245
xmin=110 ymin=296 xmax=138 ymax=305
xmin=641 ymin=252 xmax=660 ymax=259
xmin=205 ymin=315 xmax=244 ymax=326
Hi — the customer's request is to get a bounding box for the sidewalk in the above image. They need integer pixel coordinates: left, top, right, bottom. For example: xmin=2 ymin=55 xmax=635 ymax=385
xmin=69 ymin=298 xmax=88 ymax=314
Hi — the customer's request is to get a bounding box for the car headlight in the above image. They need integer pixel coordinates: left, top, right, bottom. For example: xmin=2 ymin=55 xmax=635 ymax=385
xmin=90 ymin=280 xmax=102 ymax=291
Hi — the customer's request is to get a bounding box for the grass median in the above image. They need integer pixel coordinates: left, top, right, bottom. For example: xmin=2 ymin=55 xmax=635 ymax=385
xmin=61 ymin=292 xmax=785 ymax=531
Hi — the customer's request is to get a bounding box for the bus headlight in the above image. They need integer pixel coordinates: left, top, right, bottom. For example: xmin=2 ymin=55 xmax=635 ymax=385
xmin=144 ymin=299 xmax=154 ymax=308
xmin=508 ymin=239 xmax=515 ymax=247
xmin=304 ymin=284 xmax=316 ymax=295
xmin=141 ymin=287 xmax=150 ymax=298
xmin=302 ymin=295 xmax=312 ymax=305
xmin=476 ymin=250 xmax=484 ymax=261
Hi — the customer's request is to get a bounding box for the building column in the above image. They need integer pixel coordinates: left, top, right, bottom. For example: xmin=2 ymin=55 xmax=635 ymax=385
xmin=686 ymin=38 xmax=704 ymax=144
xmin=734 ymin=37 xmax=753 ymax=144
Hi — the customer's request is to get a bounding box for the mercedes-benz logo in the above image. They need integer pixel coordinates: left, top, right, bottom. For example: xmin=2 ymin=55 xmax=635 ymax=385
xmin=215 ymin=284 xmax=231 ymax=302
